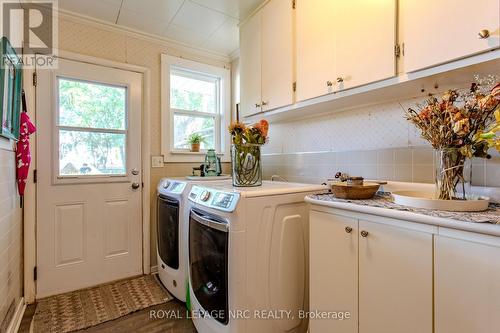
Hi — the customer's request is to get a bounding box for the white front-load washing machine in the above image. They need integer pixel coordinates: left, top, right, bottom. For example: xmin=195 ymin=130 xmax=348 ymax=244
xmin=187 ymin=181 xmax=327 ymax=333
xmin=156 ymin=177 xmax=230 ymax=301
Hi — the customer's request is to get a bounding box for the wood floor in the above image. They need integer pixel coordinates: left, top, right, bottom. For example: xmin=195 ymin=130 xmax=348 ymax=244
xmin=19 ymin=299 xmax=197 ymax=333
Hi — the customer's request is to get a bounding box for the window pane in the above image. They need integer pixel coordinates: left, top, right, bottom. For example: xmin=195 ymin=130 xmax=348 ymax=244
xmin=59 ymin=78 xmax=126 ymax=130
xmin=59 ymin=130 xmax=126 ymax=176
xmin=170 ymin=71 xmax=217 ymax=113
xmin=173 ymin=114 xmax=215 ymax=150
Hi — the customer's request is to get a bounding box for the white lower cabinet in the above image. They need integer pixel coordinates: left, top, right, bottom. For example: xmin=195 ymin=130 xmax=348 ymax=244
xmin=358 ymin=219 xmax=433 ymax=333
xmin=310 ymin=209 xmax=434 ymax=333
xmin=435 ymin=230 xmax=500 ymax=333
xmin=310 ymin=211 xmax=358 ymax=333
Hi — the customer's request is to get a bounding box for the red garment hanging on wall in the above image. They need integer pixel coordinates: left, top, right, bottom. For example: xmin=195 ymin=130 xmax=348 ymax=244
xmin=16 ymin=107 xmax=36 ymax=197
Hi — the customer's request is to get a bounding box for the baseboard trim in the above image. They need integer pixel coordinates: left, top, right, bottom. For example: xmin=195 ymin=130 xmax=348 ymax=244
xmin=6 ymin=297 xmax=25 ymax=333
xmin=150 ymin=265 xmax=158 ymax=274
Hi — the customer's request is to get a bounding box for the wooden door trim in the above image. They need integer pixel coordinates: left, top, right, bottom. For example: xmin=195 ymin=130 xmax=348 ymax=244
xmin=25 ymin=50 xmax=151 ymax=303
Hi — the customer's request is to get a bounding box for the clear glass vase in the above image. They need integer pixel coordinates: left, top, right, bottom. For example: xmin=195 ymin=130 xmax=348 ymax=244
xmin=435 ymin=148 xmax=472 ymax=200
xmin=231 ymin=144 xmax=262 ymax=187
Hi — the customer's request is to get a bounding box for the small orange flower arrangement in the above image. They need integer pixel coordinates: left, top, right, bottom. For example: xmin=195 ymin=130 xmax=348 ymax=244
xmin=228 ymin=119 xmax=269 ymax=145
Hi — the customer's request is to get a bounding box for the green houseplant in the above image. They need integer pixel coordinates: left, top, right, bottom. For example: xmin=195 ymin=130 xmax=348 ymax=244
xmin=187 ymin=133 xmax=205 ymax=152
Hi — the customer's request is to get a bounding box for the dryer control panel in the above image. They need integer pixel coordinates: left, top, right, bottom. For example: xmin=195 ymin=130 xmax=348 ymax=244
xmin=189 ymin=186 xmax=239 ymax=212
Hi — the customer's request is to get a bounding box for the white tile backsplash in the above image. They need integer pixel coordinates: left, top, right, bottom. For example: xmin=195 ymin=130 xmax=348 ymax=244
xmin=262 ymin=94 xmax=499 ymax=189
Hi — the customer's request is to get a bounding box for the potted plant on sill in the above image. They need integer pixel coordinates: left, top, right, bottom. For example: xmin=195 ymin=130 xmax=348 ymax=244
xmin=187 ymin=133 xmax=205 ymax=152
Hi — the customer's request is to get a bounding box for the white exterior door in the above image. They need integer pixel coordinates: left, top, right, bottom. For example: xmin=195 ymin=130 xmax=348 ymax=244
xmin=36 ymin=58 xmax=143 ymax=298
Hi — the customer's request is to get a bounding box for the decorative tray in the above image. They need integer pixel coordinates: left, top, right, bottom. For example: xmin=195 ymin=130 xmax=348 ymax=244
xmin=392 ymin=191 xmax=490 ymax=212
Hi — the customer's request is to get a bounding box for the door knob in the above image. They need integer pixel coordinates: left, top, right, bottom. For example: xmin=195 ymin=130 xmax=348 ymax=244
xmin=255 ymin=103 xmax=261 ymax=108
xmin=326 ymin=81 xmax=333 ymax=87
xmin=478 ymin=29 xmax=490 ymax=39
xmin=360 ymin=230 xmax=369 ymax=238
xmin=261 ymin=101 xmax=268 ymax=106
xmin=131 ymin=182 xmax=140 ymax=190
xmin=345 ymin=226 xmax=353 ymax=233
xmin=336 ymin=77 xmax=344 ymax=83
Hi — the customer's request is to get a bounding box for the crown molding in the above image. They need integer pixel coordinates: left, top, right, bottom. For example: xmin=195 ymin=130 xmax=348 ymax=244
xmin=229 ymin=48 xmax=240 ymax=61
xmin=55 ymin=8 xmax=232 ymax=64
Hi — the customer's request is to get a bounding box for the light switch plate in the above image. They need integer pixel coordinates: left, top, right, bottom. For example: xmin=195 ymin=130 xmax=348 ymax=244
xmin=151 ymin=156 xmax=164 ymax=168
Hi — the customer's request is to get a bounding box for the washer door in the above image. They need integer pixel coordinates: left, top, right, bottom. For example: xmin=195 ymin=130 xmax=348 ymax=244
xmin=157 ymin=195 xmax=180 ymax=269
xmin=189 ymin=209 xmax=229 ymax=325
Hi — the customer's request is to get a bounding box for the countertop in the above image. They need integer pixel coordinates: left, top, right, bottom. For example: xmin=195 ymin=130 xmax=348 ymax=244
xmin=306 ymin=193 xmax=500 ymax=237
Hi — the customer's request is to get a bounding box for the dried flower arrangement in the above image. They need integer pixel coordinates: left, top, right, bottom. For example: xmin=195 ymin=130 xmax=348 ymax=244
xmin=228 ymin=119 xmax=269 ymax=186
xmin=405 ymin=76 xmax=500 ymax=200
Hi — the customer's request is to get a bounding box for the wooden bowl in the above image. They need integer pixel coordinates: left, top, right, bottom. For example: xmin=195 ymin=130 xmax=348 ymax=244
xmin=331 ymin=181 xmax=380 ymax=200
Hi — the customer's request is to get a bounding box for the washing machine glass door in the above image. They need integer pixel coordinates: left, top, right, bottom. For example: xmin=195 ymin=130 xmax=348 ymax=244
xmin=157 ymin=195 xmax=180 ymax=269
xmin=189 ymin=209 xmax=229 ymax=325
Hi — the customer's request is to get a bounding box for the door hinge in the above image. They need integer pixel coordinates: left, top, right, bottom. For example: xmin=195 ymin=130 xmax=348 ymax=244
xmin=33 ymin=169 xmax=37 ymax=183
xmin=292 ymin=81 xmax=297 ymax=92
xmin=32 ymin=72 xmax=37 ymax=86
xmin=292 ymin=0 xmax=296 ymax=9
xmin=34 ymin=266 xmax=37 ymax=281
xmin=394 ymin=44 xmax=401 ymax=57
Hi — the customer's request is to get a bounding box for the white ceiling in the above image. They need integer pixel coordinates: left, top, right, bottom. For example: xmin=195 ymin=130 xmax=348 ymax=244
xmin=57 ymin=0 xmax=264 ymax=56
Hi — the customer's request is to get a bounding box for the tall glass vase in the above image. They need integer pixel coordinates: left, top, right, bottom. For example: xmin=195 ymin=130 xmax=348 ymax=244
xmin=231 ymin=144 xmax=262 ymax=187
xmin=435 ymin=148 xmax=472 ymax=200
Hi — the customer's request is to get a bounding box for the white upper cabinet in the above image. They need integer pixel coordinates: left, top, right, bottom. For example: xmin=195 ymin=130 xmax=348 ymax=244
xmin=261 ymin=0 xmax=294 ymax=112
xmin=296 ymin=0 xmax=397 ymax=101
xmin=240 ymin=10 xmax=262 ymax=118
xmin=240 ymin=0 xmax=294 ymax=118
xmin=296 ymin=0 xmax=336 ymax=102
xmin=402 ymin=0 xmax=500 ymax=72
xmin=334 ymin=0 xmax=396 ymax=90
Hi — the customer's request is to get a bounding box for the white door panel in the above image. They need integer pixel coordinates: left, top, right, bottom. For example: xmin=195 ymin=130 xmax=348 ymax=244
xmin=261 ymin=0 xmax=294 ymax=111
xmin=403 ymin=0 xmax=500 ymax=72
xmin=296 ymin=0 xmax=336 ymax=102
xmin=334 ymin=0 xmax=396 ymax=90
xmin=36 ymin=58 xmax=143 ymax=298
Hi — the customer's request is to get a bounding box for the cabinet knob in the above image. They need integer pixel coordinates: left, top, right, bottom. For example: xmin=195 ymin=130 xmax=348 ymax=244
xmin=345 ymin=226 xmax=353 ymax=234
xmin=255 ymin=103 xmax=261 ymax=108
xmin=360 ymin=230 xmax=369 ymax=238
xmin=326 ymin=81 xmax=333 ymax=87
xmin=261 ymin=101 xmax=268 ymax=106
xmin=478 ymin=29 xmax=490 ymax=39
xmin=336 ymin=77 xmax=344 ymax=83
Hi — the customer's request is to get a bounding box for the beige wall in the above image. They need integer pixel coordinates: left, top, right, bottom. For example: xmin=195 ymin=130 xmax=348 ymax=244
xmin=0 ymin=142 xmax=23 ymax=331
xmin=56 ymin=16 xmax=232 ymax=267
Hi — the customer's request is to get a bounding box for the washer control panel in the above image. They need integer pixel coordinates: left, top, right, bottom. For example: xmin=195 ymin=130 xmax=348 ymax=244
xmin=158 ymin=180 xmax=186 ymax=195
xmin=189 ymin=186 xmax=239 ymax=212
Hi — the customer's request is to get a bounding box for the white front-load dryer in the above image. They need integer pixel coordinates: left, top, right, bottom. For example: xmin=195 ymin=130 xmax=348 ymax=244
xmin=187 ymin=181 xmax=327 ymax=332
xmin=156 ymin=177 xmax=230 ymax=301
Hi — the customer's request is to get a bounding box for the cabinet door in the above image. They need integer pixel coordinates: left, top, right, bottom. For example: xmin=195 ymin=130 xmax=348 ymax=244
xmin=402 ymin=0 xmax=500 ymax=72
xmin=358 ymin=220 xmax=433 ymax=333
xmin=334 ymin=0 xmax=396 ymax=90
xmin=296 ymin=0 xmax=335 ymax=102
xmin=261 ymin=0 xmax=294 ymax=111
xmin=435 ymin=234 xmax=500 ymax=333
xmin=240 ymin=11 xmax=262 ymax=118
xmin=309 ymin=211 xmax=358 ymax=333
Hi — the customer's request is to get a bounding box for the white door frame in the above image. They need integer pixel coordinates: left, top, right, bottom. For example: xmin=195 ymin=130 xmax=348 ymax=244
xmin=24 ymin=50 xmax=151 ymax=303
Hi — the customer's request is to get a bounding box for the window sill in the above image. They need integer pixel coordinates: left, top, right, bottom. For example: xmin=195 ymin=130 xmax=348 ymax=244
xmin=170 ymin=150 xmax=224 ymax=156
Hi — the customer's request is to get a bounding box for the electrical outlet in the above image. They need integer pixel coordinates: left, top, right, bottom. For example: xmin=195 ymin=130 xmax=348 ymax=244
xmin=151 ymin=156 xmax=164 ymax=168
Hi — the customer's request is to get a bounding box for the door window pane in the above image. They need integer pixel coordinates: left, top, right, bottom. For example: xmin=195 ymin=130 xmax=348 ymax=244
xmin=58 ymin=78 xmax=126 ymax=130
xmin=170 ymin=71 xmax=217 ymax=114
xmin=173 ymin=115 xmax=215 ymax=150
xmin=59 ymin=130 xmax=126 ymax=176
